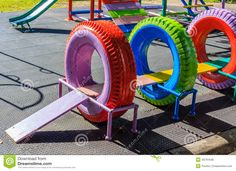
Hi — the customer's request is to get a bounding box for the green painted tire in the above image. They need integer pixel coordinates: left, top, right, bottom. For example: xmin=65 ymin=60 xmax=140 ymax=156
xmin=129 ymin=17 xmax=197 ymax=106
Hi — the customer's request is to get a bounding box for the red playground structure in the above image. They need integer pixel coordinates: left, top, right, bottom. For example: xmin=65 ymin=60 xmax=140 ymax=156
xmin=67 ymin=0 xmax=112 ymax=21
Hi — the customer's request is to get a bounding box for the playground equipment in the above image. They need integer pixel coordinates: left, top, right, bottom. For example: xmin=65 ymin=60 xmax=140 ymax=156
xmin=67 ymin=0 xmax=112 ymax=21
xmin=148 ymin=0 xmax=227 ymax=25
xmin=177 ymin=0 xmax=212 ymax=16
xmin=8 ymin=0 xmax=228 ymax=31
xmin=5 ymin=6 xmax=236 ymax=142
xmin=130 ymin=9 xmax=236 ymax=109
xmin=67 ymin=0 xmax=161 ymax=21
xmin=185 ymin=0 xmax=226 ymax=13
xmin=156 ymin=0 xmax=226 ymax=17
xmin=6 ymin=18 xmax=198 ymax=143
xmin=188 ymin=9 xmax=236 ymax=94
xmin=6 ymin=21 xmax=140 ymax=143
xmin=139 ymin=0 xmax=162 ymax=10
xmin=66 ymin=0 xmax=224 ymax=32
xmin=103 ymin=1 xmax=149 ymax=32
xmin=9 ymin=0 xmax=57 ymax=29
xmin=129 ymin=17 xmax=198 ymax=107
xmin=67 ymin=0 xmax=150 ymax=33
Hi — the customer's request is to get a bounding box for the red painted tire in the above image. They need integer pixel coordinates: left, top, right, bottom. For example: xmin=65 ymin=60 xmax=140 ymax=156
xmin=188 ymin=9 xmax=236 ymax=89
xmin=65 ymin=21 xmax=136 ymax=122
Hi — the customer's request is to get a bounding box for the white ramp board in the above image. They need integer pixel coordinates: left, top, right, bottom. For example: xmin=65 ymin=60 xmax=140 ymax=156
xmin=6 ymin=90 xmax=88 ymax=143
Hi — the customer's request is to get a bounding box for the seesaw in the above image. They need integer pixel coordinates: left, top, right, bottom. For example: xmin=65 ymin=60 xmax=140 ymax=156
xmin=6 ymin=9 xmax=236 ymax=143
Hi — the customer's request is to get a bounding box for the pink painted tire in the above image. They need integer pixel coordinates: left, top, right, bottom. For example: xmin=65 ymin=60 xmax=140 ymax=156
xmin=65 ymin=21 xmax=136 ymax=123
xmin=188 ymin=9 xmax=236 ymax=90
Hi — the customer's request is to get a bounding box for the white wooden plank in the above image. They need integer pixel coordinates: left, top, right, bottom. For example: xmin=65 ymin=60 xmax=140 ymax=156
xmin=6 ymin=90 xmax=88 ymax=143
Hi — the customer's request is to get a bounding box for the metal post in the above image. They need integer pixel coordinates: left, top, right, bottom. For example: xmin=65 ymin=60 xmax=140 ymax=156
xmin=199 ymin=0 xmax=209 ymax=10
xmin=161 ymin=0 xmax=167 ymax=16
xmin=222 ymin=0 xmax=225 ymax=9
xmin=173 ymin=97 xmax=180 ymax=120
xmin=193 ymin=0 xmax=198 ymax=12
xmin=181 ymin=0 xmax=195 ymax=16
xmin=131 ymin=105 xmax=139 ymax=134
xmin=59 ymin=81 xmax=62 ymax=98
xmin=67 ymin=0 xmax=73 ymax=20
xmin=190 ymin=89 xmax=197 ymax=116
xmin=105 ymin=111 xmax=113 ymax=140
xmin=97 ymin=0 xmax=102 ymax=18
xmin=90 ymin=0 xmax=95 ymax=21
xmin=27 ymin=23 xmax=32 ymax=32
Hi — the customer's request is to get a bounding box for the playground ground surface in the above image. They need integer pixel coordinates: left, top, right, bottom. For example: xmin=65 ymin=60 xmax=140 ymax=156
xmin=1 ymin=6 xmax=236 ymax=154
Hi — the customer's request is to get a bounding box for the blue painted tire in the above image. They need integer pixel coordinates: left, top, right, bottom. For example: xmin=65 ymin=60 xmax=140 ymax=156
xmin=129 ymin=17 xmax=197 ymax=106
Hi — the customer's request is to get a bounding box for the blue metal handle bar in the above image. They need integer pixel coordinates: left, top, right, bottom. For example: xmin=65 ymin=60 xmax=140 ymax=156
xmin=154 ymin=83 xmax=197 ymax=120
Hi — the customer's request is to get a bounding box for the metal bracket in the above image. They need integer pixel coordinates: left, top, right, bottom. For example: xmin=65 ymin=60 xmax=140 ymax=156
xmin=59 ymin=78 xmax=139 ymax=141
xmin=5 ymin=78 xmax=139 ymax=143
xmin=19 ymin=23 xmax=32 ymax=33
xmin=155 ymin=84 xmax=197 ymax=121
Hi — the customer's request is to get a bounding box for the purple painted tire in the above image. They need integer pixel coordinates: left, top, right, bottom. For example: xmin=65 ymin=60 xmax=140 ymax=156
xmin=65 ymin=21 xmax=136 ymax=123
xmin=188 ymin=9 xmax=236 ymax=90
xmin=197 ymin=75 xmax=235 ymax=90
xmin=65 ymin=28 xmax=110 ymax=115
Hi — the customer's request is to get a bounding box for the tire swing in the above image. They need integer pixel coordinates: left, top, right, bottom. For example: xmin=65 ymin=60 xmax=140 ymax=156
xmin=129 ymin=17 xmax=198 ymax=106
xmin=188 ymin=9 xmax=236 ymax=90
xmin=65 ymin=21 xmax=136 ymax=123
